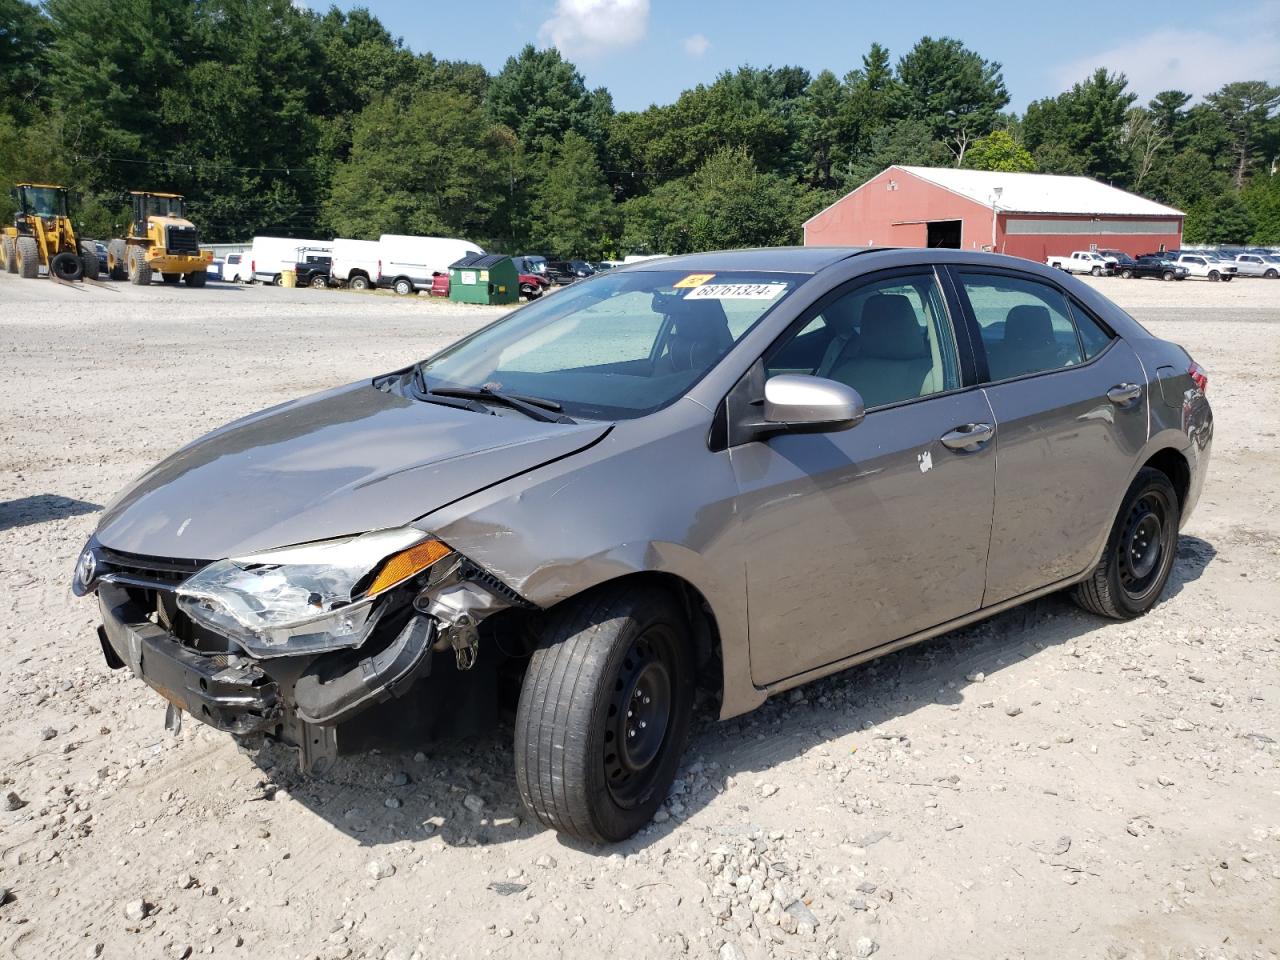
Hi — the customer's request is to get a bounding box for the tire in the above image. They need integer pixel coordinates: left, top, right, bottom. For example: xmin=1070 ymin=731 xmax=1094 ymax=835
xmin=1208 ymin=270 xmax=1220 ymax=281
xmin=1 ymin=235 xmax=16 ymax=273
xmin=50 ymin=250 xmax=83 ymax=281
xmin=1221 ymin=274 xmax=1233 ymax=282
xmin=1120 ymin=268 xmax=1133 ymax=279
xmin=1162 ymin=271 xmax=1174 ymax=282
xmin=515 ymin=584 xmax=695 ymax=843
xmin=1091 ymin=266 xmax=1102 ymax=276
xmin=128 ymin=246 xmax=152 ymax=285
xmin=271 ymin=274 xmax=282 ymax=286
xmin=107 ymin=240 xmax=127 ymax=281
xmin=310 ymin=273 xmax=328 ymax=289
xmin=185 ymin=270 xmax=207 ymax=287
xmin=16 ymin=236 xmax=39 ymax=278
xmin=1265 ymin=269 xmax=1278 ymax=279
xmin=79 ymin=240 xmax=99 ymax=280
xmin=393 ymin=278 xmax=414 ymax=296
xmin=1072 ymin=467 xmax=1180 ymax=620
xmin=161 ymin=272 xmax=182 ymax=284
xmin=349 ymin=274 xmax=370 ymax=291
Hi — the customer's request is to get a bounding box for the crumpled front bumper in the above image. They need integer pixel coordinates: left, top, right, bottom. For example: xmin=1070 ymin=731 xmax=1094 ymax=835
xmin=98 ymin=586 xmax=280 ymax=735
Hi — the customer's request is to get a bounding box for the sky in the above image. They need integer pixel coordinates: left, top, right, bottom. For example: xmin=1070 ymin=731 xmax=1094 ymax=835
xmin=308 ymin=0 xmax=1280 ymax=111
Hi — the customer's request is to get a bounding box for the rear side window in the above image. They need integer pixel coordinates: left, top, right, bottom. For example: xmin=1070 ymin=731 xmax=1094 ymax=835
xmin=1071 ymin=304 xmax=1113 ymax=359
xmin=957 ymin=273 xmax=1085 ymax=381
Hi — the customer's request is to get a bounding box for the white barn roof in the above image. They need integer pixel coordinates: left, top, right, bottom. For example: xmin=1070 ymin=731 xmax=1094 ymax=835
xmin=895 ymin=166 xmax=1183 ymax=218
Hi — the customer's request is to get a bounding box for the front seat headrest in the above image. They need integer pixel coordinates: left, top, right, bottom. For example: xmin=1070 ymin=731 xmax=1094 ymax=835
xmin=858 ymin=294 xmax=928 ymax=360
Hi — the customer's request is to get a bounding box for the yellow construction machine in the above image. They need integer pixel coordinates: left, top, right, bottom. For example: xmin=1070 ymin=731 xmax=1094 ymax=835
xmin=1 ymin=182 xmax=98 ymax=281
xmin=106 ymin=191 xmax=212 ymax=285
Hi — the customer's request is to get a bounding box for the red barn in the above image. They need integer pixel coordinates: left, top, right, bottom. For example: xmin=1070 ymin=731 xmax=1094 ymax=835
xmin=803 ymin=165 xmax=1184 ymax=262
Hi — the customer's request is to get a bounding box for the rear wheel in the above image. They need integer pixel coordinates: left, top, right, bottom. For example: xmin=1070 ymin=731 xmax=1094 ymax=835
xmin=50 ymin=250 xmax=83 ymax=281
xmin=161 ymin=272 xmax=182 ymax=284
xmin=1265 ymin=269 xmax=1278 ymax=279
xmin=0 ymin=235 xmax=15 ymax=273
xmin=106 ymin=240 xmax=127 ymax=280
xmin=1221 ymin=274 xmax=1233 ymax=282
xmin=515 ymin=584 xmax=695 ymax=843
xmin=79 ymin=241 xmax=99 ymax=280
xmin=128 ymin=246 xmax=152 ymax=285
xmin=185 ymin=270 xmax=207 ymax=287
xmin=393 ymin=278 xmax=414 ymax=296
xmin=1072 ymin=467 xmax=1180 ymax=620
xmin=310 ymin=273 xmax=328 ymax=289
xmin=349 ymin=274 xmax=370 ymax=291
xmin=16 ymin=236 xmax=40 ymax=278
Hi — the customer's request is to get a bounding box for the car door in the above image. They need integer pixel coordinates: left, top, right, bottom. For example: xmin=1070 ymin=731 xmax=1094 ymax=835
xmin=946 ymin=267 xmax=1149 ymax=607
xmin=730 ymin=268 xmax=997 ymax=686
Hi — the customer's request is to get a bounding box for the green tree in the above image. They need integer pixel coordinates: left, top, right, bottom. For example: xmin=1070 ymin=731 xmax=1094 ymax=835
xmin=622 ymin=147 xmax=807 ymax=254
xmin=324 ymin=89 xmax=516 ymax=243
xmin=894 ymin=36 xmax=1008 ymax=164
xmin=486 ymin=44 xmax=610 ymax=153
xmin=1024 ymin=69 xmax=1135 ymax=181
xmin=0 ymin=0 xmax=50 ymax=120
xmin=1184 ymin=191 xmax=1255 ymax=244
xmin=964 ymin=130 xmax=1035 ymax=171
xmin=1205 ymin=80 xmax=1280 ymax=186
xmin=1242 ymin=172 xmax=1280 ymax=243
xmin=526 ymin=131 xmax=616 ymax=258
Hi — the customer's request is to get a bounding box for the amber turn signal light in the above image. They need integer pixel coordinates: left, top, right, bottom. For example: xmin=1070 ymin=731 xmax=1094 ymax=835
xmin=366 ymin=538 xmax=452 ymax=595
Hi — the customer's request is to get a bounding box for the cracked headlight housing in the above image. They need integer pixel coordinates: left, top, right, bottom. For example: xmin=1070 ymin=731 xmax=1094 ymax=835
xmin=176 ymin=528 xmax=452 ymax=658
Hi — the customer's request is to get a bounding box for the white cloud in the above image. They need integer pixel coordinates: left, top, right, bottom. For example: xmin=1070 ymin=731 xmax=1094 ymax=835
xmin=683 ymin=33 xmax=710 ymax=57
xmin=1051 ymin=16 xmax=1280 ymax=103
xmin=538 ymin=0 xmax=650 ymax=58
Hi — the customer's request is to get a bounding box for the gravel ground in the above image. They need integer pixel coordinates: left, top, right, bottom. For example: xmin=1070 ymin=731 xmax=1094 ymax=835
xmin=1 ymin=272 xmax=1278 ymax=960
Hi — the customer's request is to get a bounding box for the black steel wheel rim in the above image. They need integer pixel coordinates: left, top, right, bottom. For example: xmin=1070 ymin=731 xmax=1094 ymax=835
xmin=603 ymin=628 xmax=675 ymax=808
xmin=1117 ymin=490 xmax=1171 ymax=600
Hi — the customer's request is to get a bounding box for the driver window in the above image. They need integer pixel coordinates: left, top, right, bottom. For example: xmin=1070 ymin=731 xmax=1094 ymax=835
xmin=765 ymin=273 xmax=960 ymax=409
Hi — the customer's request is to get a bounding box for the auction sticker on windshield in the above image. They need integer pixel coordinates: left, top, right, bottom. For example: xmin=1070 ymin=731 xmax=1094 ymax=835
xmin=685 ymin=282 xmax=787 ymax=300
xmin=673 ymin=273 xmax=715 ymax=288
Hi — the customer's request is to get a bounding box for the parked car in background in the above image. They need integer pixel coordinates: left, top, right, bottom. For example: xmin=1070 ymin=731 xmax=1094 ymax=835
xmin=293 ymin=251 xmax=332 ymax=289
xmin=518 ymin=271 xmax=550 ymax=300
xmin=222 ymin=253 xmax=251 ymax=284
xmin=94 ymin=241 xmax=109 ymax=276
xmin=514 ymin=255 xmax=548 ymax=277
xmin=1046 ymin=251 xmax=1117 ymax=276
xmin=1126 ymin=255 xmax=1188 ymax=281
xmin=544 ymin=259 xmax=596 ymax=284
xmin=1171 ymin=253 xmax=1236 ymax=281
xmin=250 ymin=237 xmax=332 ymax=285
xmin=592 ymin=261 xmax=615 ymax=272
xmin=74 ymin=247 xmax=1212 ymax=844
xmin=378 ymin=235 xmax=483 ymax=296
xmin=207 ymin=258 xmax=224 ymax=281
xmin=1230 ymin=253 xmax=1279 ymax=278
xmin=331 ymin=238 xmax=380 ymax=290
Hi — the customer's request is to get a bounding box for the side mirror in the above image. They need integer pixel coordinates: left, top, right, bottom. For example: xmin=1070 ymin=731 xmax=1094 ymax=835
xmin=763 ymin=374 xmax=865 ymax=433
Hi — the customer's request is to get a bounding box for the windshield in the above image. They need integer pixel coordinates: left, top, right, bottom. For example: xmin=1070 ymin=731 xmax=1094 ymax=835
xmin=20 ymin=186 xmax=67 ymax=217
xmin=417 ymin=270 xmax=804 ymax=420
xmin=140 ymin=195 xmax=185 ymax=219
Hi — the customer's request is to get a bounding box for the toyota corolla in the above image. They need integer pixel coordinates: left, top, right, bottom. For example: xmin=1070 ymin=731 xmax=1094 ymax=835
xmin=74 ymin=247 xmax=1212 ymax=843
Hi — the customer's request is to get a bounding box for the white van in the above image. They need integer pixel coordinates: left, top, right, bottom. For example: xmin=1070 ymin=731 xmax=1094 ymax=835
xmin=249 ymin=237 xmax=332 ymax=285
xmin=330 ymin=238 xmax=381 ymax=291
xmin=377 ymin=235 xmax=483 ymax=295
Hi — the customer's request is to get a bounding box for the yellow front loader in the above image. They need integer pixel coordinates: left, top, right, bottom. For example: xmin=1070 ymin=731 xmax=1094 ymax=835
xmin=106 ymin=191 xmax=212 ymax=286
xmin=0 ymin=183 xmax=98 ymax=281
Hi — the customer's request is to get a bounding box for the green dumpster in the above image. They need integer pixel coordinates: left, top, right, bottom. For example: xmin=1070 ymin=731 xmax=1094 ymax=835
xmin=448 ymin=253 xmax=519 ymax=305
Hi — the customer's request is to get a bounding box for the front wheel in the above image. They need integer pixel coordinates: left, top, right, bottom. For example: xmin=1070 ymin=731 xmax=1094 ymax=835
xmin=1265 ymin=269 xmax=1278 ymax=279
xmin=185 ymin=270 xmax=207 ymax=287
xmin=1208 ymin=270 xmax=1220 ymax=281
xmin=348 ymin=274 xmax=370 ymax=291
xmin=1120 ymin=268 xmax=1133 ymax=279
xmin=515 ymin=584 xmax=695 ymax=843
xmin=1072 ymin=467 xmax=1180 ymax=620
xmin=1162 ymin=271 xmax=1175 ymax=281
xmin=1091 ymin=266 xmax=1102 ymax=276
xmin=1221 ymin=274 xmax=1233 ymax=282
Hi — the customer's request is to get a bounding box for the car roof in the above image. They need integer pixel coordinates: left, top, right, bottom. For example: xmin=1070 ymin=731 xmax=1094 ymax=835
xmin=623 ymin=246 xmax=879 ymax=275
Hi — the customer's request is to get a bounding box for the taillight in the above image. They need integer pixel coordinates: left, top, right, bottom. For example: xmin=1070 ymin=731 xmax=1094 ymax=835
xmin=1189 ymin=362 xmax=1208 ymax=393
xmin=251 ymin=259 xmax=255 ymax=273
xmin=377 ymin=259 xmax=382 ymax=279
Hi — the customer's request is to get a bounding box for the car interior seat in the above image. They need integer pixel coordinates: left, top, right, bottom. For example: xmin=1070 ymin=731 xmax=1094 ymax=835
xmin=659 ymin=298 xmax=735 ymax=373
xmin=828 ymin=293 xmax=938 ymax=407
xmin=988 ymin=304 xmax=1064 ymax=380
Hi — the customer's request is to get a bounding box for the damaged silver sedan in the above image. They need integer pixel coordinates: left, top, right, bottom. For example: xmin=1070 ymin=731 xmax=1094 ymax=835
xmin=74 ymin=248 xmax=1212 ymax=842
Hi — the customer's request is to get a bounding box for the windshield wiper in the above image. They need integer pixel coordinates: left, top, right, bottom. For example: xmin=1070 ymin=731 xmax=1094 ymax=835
xmin=408 ymin=366 xmax=492 ymax=415
xmin=429 ymin=382 xmax=576 ymax=424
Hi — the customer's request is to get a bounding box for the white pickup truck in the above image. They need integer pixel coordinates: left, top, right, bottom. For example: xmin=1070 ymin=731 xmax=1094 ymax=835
xmin=1173 ymin=253 xmax=1236 ymax=281
xmin=1045 ymin=251 xmax=1118 ymax=275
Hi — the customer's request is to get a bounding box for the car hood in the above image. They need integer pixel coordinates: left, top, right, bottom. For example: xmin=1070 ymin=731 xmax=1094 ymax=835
xmin=94 ymin=381 xmax=610 ymax=560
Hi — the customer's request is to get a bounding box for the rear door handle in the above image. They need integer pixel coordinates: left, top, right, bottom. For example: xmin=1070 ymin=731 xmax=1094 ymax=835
xmin=940 ymin=422 xmax=994 ymax=451
xmin=1107 ymin=382 xmax=1142 ymax=405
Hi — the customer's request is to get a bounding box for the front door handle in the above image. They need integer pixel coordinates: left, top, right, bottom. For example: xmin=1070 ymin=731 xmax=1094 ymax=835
xmin=1107 ymin=382 xmax=1142 ymax=405
xmin=940 ymin=422 xmax=994 ymax=451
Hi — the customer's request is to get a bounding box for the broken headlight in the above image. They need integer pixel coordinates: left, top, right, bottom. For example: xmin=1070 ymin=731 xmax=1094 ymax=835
xmin=176 ymin=528 xmax=452 ymax=658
